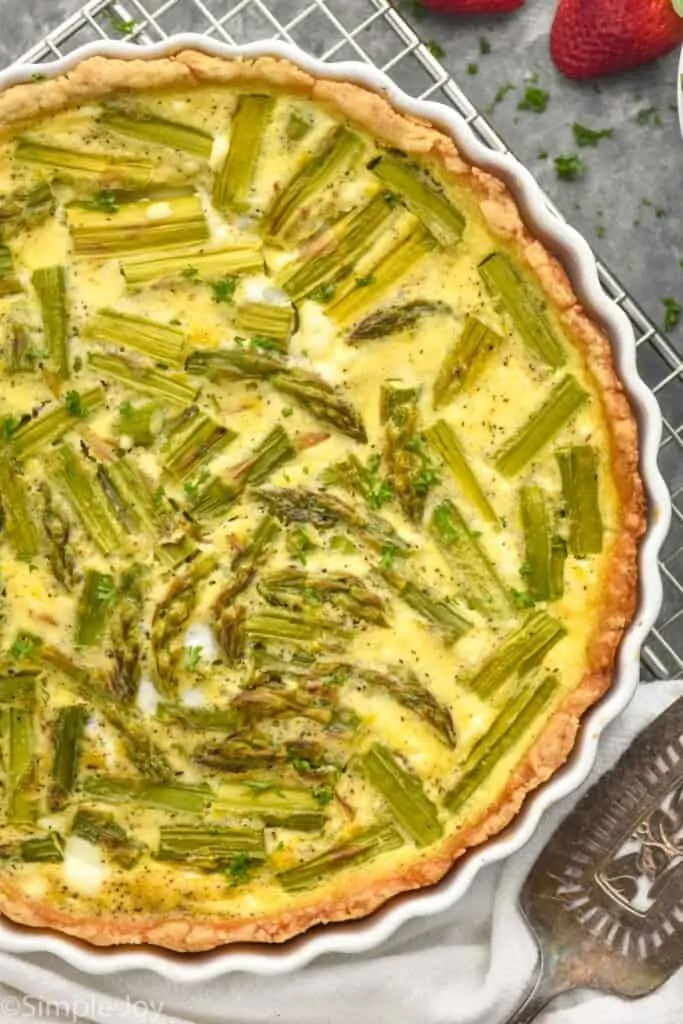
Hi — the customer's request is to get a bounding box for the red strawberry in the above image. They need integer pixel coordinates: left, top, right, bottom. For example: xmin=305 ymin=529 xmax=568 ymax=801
xmin=551 ymin=0 xmax=683 ymax=79
xmin=421 ymin=0 xmax=525 ymax=13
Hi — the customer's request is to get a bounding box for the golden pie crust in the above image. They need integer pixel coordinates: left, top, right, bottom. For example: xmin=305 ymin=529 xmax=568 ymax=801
xmin=0 ymin=51 xmax=645 ymax=951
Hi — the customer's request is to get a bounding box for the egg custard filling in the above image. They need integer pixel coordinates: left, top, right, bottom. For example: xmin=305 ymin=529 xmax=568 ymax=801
xmin=0 ymin=52 xmax=643 ymax=950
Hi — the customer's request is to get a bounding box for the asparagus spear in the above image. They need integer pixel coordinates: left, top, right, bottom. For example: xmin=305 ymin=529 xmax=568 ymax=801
xmin=67 ymin=187 xmax=209 ymax=257
xmin=430 ymin=500 xmax=512 ymax=618
xmin=0 ymin=244 xmax=21 ymax=296
xmin=0 ymin=453 xmax=39 ymax=561
xmin=234 ymin=302 xmax=295 ymax=346
xmin=557 ymin=445 xmax=603 ymax=556
xmin=245 ymin=609 xmax=351 ymax=649
xmin=49 ymin=443 xmax=125 ymax=557
xmin=370 ymin=152 xmax=465 ymax=246
xmin=71 ymin=808 xmax=143 ymax=868
xmin=520 ymin=486 xmax=564 ymax=602
xmin=217 ymin=605 xmax=247 ymax=664
xmin=213 ymin=94 xmax=274 ymax=212
xmin=264 ymin=126 xmax=364 ymax=243
xmin=0 ymin=181 xmax=55 ymax=236
xmin=285 ymin=111 xmax=312 ymax=142
xmin=278 ymin=821 xmax=403 ymax=891
xmin=121 ymin=243 xmax=263 ymax=287
xmin=259 ymin=569 xmax=388 ymax=626
xmin=100 ymin=107 xmax=213 ymax=158
xmin=20 ymin=833 xmax=64 ymax=862
xmin=445 ymin=674 xmax=559 ymax=813
xmin=425 ymin=419 xmax=498 ymax=526
xmin=227 ymin=515 xmax=281 ymax=597
xmin=151 ymin=553 xmax=216 ymax=697
xmin=6 ymin=705 xmax=37 ymax=823
xmin=156 ymin=703 xmax=239 ymax=731
xmin=494 ymin=376 xmax=589 ymax=478
xmin=271 ymin=368 xmax=367 ymax=442
xmin=279 ymin=191 xmax=398 ymax=303
xmin=467 ymin=610 xmax=566 ymax=699
xmin=156 ymin=824 xmax=265 ymax=869
xmin=356 ymin=665 xmax=456 ymax=748
xmin=378 ymin=567 xmax=471 ymax=644
xmin=479 ymin=252 xmax=566 ymax=370
xmin=15 ymin=138 xmax=154 ymax=183
xmin=214 ymin=778 xmax=327 ymax=832
xmin=81 ymin=775 xmax=210 ymax=816
xmin=108 ymin=565 xmax=145 ymax=704
xmin=49 ymin=705 xmax=87 ymax=812
xmin=6 ymin=319 xmax=35 ymax=375
xmin=196 ymin=732 xmax=336 ymax=775
xmin=113 ymin=399 xmax=162 ymax=447
xmin=162 ymin=406 xmax=236 ymax=481
xmin=432 ymin=315 xmax=503 ymax=408
xmin=32 ymin=265 xmax=69 ymax=378
xmin=350 ymin=300 xmax=451 ymax=342
xmin=12 ymin=386 xmax=105 ymax=459
xmin=36 ymin=482 xmax=76 ymax=591
xmin=381 ymin=383 xmax=438 ymax=523
xmin=192 ymin=425 xmax=295 ymax=521
xmin=256 ymin=486 xmax=412 ymax=556
xmin=329 ymin=224 xmax=436 ymax=327
xmin=185 ymin=346 xmax=285 ymax=381
xmin=89 ymin=352 xmax=198 ymax=406
xmin=360 ymin=743 xmax=442 ymax=846
xmin=84 ymin=309 xmax=187 ymax=367
xmin=74 ymin=570 xmax=116 ymax=647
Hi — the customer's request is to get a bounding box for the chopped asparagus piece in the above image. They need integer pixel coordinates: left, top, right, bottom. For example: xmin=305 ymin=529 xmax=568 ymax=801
xmin=156 ymin=824 xmax=265 ymax=869
xmin=259 ymin=569 xmax=388 ymax=626
xmin=20 ymin=833 xmax=64 ymax=862
xmin=520 ymin=486 xmax=564 ymax=602
xmin=278 ymin=821 xmax=403 ymax=891
xmin=6 ymin=705 xmax=37 ymax=823
xmin=100 ymin=107 xmax=213 ymax=158
xmin=0 ymin=453 xmax=40 ymax=561
xmin=71 ymin=807 xmax=143 ymax=868
xmin=245 ymin=609 xmax=352 ymax=649
xmin=350 ymin=300 xmax=452 ymax=342
xmin=89 ymin=352 xmax=197 ymax=406
xmin=113 ymin=399 xmax=162 ymax=447
xmin=0 ymin=182 xmax=55 ymax=236
xmin=156 ymin=703 xmax=239 ymax=731
xmin=361 ymin=743 xmax=442 ymax=846
xmin=185 ymin=346 xmax=285 ymax=380
xmin=379 ymin=568 xmax=471 ymax=643
xmin=38 ymin=482 xmax=77 ymax=591
xmin=234 ymin=302 xmax=295 ymax=344
xmin=32 ymin=265 xmax=69 ymax=378
xmin=494 ymin=376 xmax=588 ymax=478
xmin=256 ymin=486 xmax=412 ymax=556
xmin=162 ymin=406 xmax=236 ymax=481
xmin=445 ymin=675 xmax=559 ymax=813
xmin=432 ymin=315 xmax=503 ymax=407
xmin=329 ymin=224 xmax=436 ymax=327
xmin=49 ymin=444 xmax=125 ymax=557
xmin=215 ymin=778 xmax=327 ymax=831
xmin=84 ymin=309 xmax=186 ymax=367
xmin=479 ymin=252 xmax=566 ymax=369
xmin=74 ymin=569 xmax=116 ymax=647
xmin=213 ymin=94 xmax=274 ymax=212
xmin=467 ymin=611 xmax=566 ymax=699
xmin=430 ymin=500 xmax=512 ymax=619
xmin=0 ymin=244 xmax=21 ymax=296
xmin=0 ymin=674 xmax=37 ymax=706
xmin=357 ymin=665 xmax=456 ymax=748
xmin=381 ymin=383 xmax=439 ymax=523
xmin=557 ymin=446 xmax=603 ymax=556
xmin=279 ymin=191 xmax=397 ymax=302
xmin=151 ymin=553 xmax=216 ymax=698
xmin=370 ymin=152 xmax=465 ymax=246
xmin=121 ymin=243 xmax=263 ymax=287
xmin=82 ymin=775 xmax=210 ymax=816
xmin=15 ymin=138 xmax=154 ymax=182
xmin=12 ymin=386 xmax=105 ymax=459
xmin=49 ymin=705 xmax=87 ymax=812
xmin=109 ymin=565 xmax=145 ymax=704
xmin=323 ymin=453 xmax=393 ymax=511
xmin=285 ymin=111 xmax=312 ymax=142
xmin=425 ymin=419 xmax=498 ymax=526
xmin=272 ymin=368 xmax=367 ymax=442
xmin=213 ymin=515 xmax=281 ymax=614
xmin=6 ymin=319 xmax=34 ymax=375
xmin=67 ymin=187 xmax=209 ymax=257
xmin=217 ymin=605 xmax=246 ymax=664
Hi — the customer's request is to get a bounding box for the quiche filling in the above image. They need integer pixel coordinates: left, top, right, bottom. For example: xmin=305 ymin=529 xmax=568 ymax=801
xmin=0 ymin=61 xmax=628 ymax=940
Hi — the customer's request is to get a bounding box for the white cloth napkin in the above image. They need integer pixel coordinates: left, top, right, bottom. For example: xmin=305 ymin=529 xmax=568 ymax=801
xmin=1 ymin=681 xmax=681 ymax=1024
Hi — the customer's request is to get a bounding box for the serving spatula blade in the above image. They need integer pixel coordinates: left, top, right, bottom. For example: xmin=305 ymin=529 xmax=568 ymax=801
xmin=504 ymin=696 xmax=683 ymax=1023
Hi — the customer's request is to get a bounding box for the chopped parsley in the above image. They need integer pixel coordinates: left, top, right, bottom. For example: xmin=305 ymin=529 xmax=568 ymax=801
xmin=210 ymin=276 xmax=238 ymax=304
xmin=572 ymin=123 xmax=613 ymax=147
xmin=426 ymin=40 xmax=445 ymax=60
xmin=312 ymin=785 xmax=334 ymax=807
xmin=355 ymin=275 xmax=376 ymax=288
xmin=479 ymin=37 xmax=491 ymax=55
xmin=103 ymin=11 xmax=138 ymax=35
xmin=518 ymin=87 xmax=549 ymax=113
xmin=9 ymin=633 xmax=39 ymax=659
xmin=663 ymin=296 xmax=681 ymax=332
xmin=595 ymin=224 xmax=606 ymax=239
xmin=309 ymin=282 xmax=336 ymax=303
xmin=95 ymin=577 xmax=118 ymax=607
xmin=511 ymin=588 xmax=535 ymax=609
xmin=287 ymin=527 xmax=317 ymax=565
xmin=636 ymin=106 xmax=661 ymax=127
xmin=467 ymin=63 xmax=479 ymax=76
xmin=489 ymin=83 xmax=515 ymax=112
xmin=2 ymin=415 xmax=18 ymax=441
xmin=554 ymin=154 xmax=585 ymax=181
xmin=84 ymin=190 xmax=118 ymax=213
xmin=379 ymin=544 xmax=398 ymax=571
xmin=181 ymin=265 xmax=199 ymax=279
xmin=184 ymin=646 xmax=203 ymax=671
xmin=226 ymin=853 xmax=257 ymax=887
xmin=65 ymin=390 xmax=89 ymax=418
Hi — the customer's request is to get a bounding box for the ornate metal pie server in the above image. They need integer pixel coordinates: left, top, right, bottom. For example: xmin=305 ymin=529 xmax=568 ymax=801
xmin=505 ymin=696 xmax=683 ymax=1024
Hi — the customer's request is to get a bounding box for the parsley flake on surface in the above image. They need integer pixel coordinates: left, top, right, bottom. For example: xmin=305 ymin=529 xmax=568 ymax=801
xmin=210 ymin=276 xmax=238 ymax=304
xmin=663 ymin=296 xmax=681 ymax=332
xmin=65 ymin=390 xmax=89 ymax=418
xmin=426 ymin=40 xmax=445 ymax=60
xmin=572 ymin=123 xmax=613 ymax=148
xmin=554 ymin=154 xmax=585 ymax=181
xmin=518 ymin=87 xmax=549 ymax=113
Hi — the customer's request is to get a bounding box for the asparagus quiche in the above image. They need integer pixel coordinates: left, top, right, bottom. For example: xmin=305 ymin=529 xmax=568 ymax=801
xmin=0 ymin=51 xmax=644 ymax=951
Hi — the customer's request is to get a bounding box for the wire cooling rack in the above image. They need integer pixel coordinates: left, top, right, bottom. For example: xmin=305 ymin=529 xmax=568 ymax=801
xmin=12 ymin=0 xmax=682 ymax=680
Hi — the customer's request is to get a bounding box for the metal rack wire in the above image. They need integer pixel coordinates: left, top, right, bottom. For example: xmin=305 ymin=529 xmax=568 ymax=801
xmin=13 ymin=0 xmax=682 ymax=680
